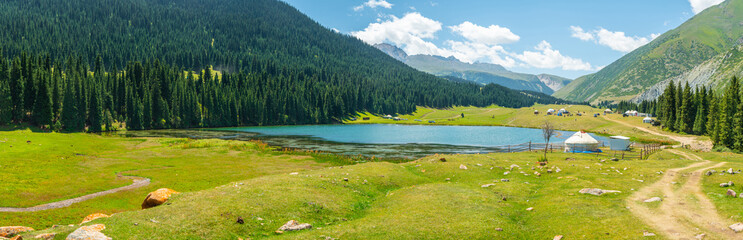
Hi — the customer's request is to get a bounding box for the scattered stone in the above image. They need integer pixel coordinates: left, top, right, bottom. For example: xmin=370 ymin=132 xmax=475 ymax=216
xmin=611 ymin=158 xmax=619 ymax=161
xmin=275 ymin=231 xmax=284 ymax=235
xmin=721 ymin=181 xmax=734 ymax=187
xmin=643 ymin=197 xmax=662 ymax=203
xmin=500 ymin=179 xmax=510 ymax=182
xmin=555 ymin=167 xmax=562 ymax=173
xmin=459 ymin=164 xmax=468 ymax=170
xmin=695 ymin=233 xmax=706 ymax=239
xmin=509 ymin=164 xmax=519 ymax=170
xmin=0 ymin=227 xmax=34 ymax=237
xmin=706 ymin=171 xmax=713 ymax=176
xmin=525 ymin=207 xmax=533 ymax=211
xmin=236 ymin=217 xmax=244 ymax=224
xmin=503 ymin=171 xmax=510 ymax=175
xmin=740 ymin=193 xmax=743 ymax=198
xmin=579 ymin=188 xmax=621 ymax=196
xmin=643 ymin=231 xmax=656 ymax=237
xmin=278 ymin=220 xmax=312 ymax=232
xmin=66 ymin=224 xmax=110 ymax=240
xmin=730 ymin=223 xmax=743 ymax=232
xmin=476 ymin=164 xmax=482 ymax=166
xmin=343 ymin=178 xmax=349 ymax=182
xmin=439 ymin=158 xmax=447 ymax=162
xmin=445 ymin=178 xmax=451 ymax=181
xmin=495 ymin=228 xmax=503 ymax=231
xmin=481 ymin=183 xmax=496 ymax=188
xmin=256 ymin=217 xmax=264 ymax=221
xmin=553 ymin=235 xmax=563 ymax=240
xmin=81 ymin=213 xmax=110 ymax=224
xmin=534 ymin=172 xmax=541 ymax=177
xmin=141 ymin=188 xmax=179 ymax=209
xmin=547 ymin=169 xmax=553 ymax=173
xmin=600 ymin=160 xmax=606 ymax=163
xmin=728 ymin=168 xmax=735 ymax=174
xmin=727 ymin=189 xmax=737 ymax=197
xmin=34 ymin=233 xmax=55 ymax=240
xmin=289 ymin=172 xmax=299 ymax=175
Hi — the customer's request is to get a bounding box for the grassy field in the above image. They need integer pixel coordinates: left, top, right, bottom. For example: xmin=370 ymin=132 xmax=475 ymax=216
xmin=695 ymin=151 xmax=743 ymax=223
xmin=347 ymin=104 xmax=686 ymax=144
xmin=14 ymin=144 xmax=695 ymax=239
xmin=0 ymin=128 xmax=352 ymax=229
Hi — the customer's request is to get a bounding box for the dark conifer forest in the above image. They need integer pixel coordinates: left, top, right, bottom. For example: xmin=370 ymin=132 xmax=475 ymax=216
xmin=0 ymin=0 xmax=576 ymax=131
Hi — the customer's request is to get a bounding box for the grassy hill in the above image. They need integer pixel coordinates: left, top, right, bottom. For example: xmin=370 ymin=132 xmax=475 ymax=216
xmin=554 ymin=0 xmax=743 ymax=103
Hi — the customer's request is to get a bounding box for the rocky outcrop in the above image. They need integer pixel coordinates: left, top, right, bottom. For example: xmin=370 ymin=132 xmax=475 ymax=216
xmin=579 ymin=188 xmax=621 ymax=196
xmin=142 ymin=188 xmax=179 ymax=209
xmin=0 ymin=227 xmax=34 ymax=237
xmin=278 ymin=220 xmax=312 ymax=231
xmin=66 ymin=224 xmax=110 ymax=240
xmin=33 ymin=233 xmax=55 ymax=240
xmin=81 ymin=213 xmax=110 ymax=224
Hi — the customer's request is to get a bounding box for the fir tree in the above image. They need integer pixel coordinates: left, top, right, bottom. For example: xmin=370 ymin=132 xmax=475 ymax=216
xmin=62 ymin=79 xmax=83 ymax=131
xmin=9 ymin=57 xmax=24 ymax=122
xmin=32 ymin=75 xmax=53 ymax=126
xmin=88 ymin=85 xmax=103 ymax=132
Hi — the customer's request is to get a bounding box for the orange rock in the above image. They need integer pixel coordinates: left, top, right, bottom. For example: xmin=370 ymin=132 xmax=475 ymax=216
xmin=80 ymin=224 xmax=106 ymax=232
xmin=9 ymin=235 xmax=21 ymax=240
xmin=33 ymin=233 xmax=55 ymax=240
xmin=0 ymin=227 xmax=34 ymax=237
xmin=141 ymin=188 xmax=179 ymax=209
xmin=81 ymin=213 xmax=110 ymax=224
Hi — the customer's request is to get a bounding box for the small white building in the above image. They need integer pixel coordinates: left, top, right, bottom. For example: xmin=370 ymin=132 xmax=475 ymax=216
xmin=564 ymin=131 xmax=600 ymax=152
xmin=604 ymin=109 xmax=613 ymax=113
xmin=643 ymin=117 xmax=653 ymax=124
xmin=624 ymin=110 xmax=639 ymax=116
xmin=609 ymin=136 xmax=631 ymax=151
xmin=547 ymin=109 xmax=555 ymax=115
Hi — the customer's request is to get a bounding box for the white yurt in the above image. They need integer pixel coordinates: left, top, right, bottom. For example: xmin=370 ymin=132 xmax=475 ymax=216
xmin=564 ymin=131 xmax=600 ymax=152
xmin=547 ymin=109 xmax=555 ymax=115
xmin=604 ymin=109 xmax=613 ymax=113
xmin=643 ymin=117 xmax=653 ymax=123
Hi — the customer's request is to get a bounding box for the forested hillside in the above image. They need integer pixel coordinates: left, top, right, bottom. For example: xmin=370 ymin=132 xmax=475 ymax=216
xmin=0 ymin=0 xmax=577 ymax=131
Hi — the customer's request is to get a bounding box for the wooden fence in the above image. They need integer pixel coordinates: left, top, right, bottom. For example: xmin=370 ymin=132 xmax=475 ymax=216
xmin=491 ymin=141 xmax=662 ymax=160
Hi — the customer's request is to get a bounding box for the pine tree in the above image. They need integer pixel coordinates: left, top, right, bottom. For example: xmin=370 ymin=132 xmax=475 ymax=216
xmin=62 ymin=79 xmax=83 ymax=131
xmin=707 ymin=94 xmax=720 ymax=145
xmin=88 ymin=85 xmax=103 ymax=132
xmin=678 ymin=82 xmax=693 ymax=133
xmin=9 ymin=57 xmax=24 ymax=122
xmin=32 ymin=75 xmax=53 ymax=126
xmin=662 ymin=81 xmax=676 ymax=131
xmin=723 ymin=76 xmax=740 ymax=147
xmin=692 ymin=87 xmax=708 ymax=135
xmin=0 ymin=74 xmax=10 ymax=125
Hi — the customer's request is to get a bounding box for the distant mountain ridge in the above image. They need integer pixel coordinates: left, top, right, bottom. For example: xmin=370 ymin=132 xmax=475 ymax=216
xmin=555 ymin=0 xmax=743 ymax=103
xmin=373 ymin=43 xmax=572 ymax=94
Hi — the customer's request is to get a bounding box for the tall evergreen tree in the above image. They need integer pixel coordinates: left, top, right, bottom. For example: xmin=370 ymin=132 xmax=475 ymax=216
xmin=9 ymin=57 xmax=24 ymax=122
xmin=662 ymin=81 xmax=676 ymax=131
xmin=692 ymin=87 xmax=708 ymax=135
xmin=61 ymin=79 xmax=83 ymax=131
xmin=88 ymin=85 xmax=103 ymax=132
xmin=707 ymin=94 xmax=720 ymax=145
xmin=677 ymin=82 xmax=693 ymax=133
xmin=32 ymin=75 xmax=53 ymax=126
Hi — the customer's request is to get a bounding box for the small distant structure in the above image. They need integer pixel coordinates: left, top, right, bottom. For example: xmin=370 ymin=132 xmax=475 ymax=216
xmin=564 ymin=131 xmax=600 ymax=153
xmin=363 ymin=117 xmax=370 ymax=121
xmin=593 ymin=113 xmax=599 ymax=117
xmin=383 ymin=115 xmax=393 ymax=119
xmin=393 ymin=117 xmax=401 ymax=121
xmin=624 ymin=110 xmax=639 ymax=117
xmin=546 ymin=109 xmax=555 ymax=115
xmin=558 ymin=108 xmax=568 ymax=114
xmin=428 ymin=120 xmax=436 ymax=123
xmin=604 ymin=109 xmax=613 ymax=114
xmin=643 ymin=117 xmax=653 ymax=124
xmin=414 ymin=119 xmax=422 ymax=122
xmin=534 ymin=110 xmax=539 ymax=115
xmin=609 ymin=136 xmax=631 ymax=151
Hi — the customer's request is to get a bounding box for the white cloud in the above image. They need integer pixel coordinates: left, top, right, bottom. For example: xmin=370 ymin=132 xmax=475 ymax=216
xmin=571 ymin=26 xmax=658 ymax=53
xmin=450 ymin=21 xmax=520 ymax=45
xmin=513 ymin=41 xmax=594 ymax=71
xmin=354 ymin=0 xmax=393 ymax=11
xmin=595 ymin=28 xmax=656 ymax=53
xmin=689 ymin=0 xmax=724 ymax=14
xmin=570 ymin=26 xmax=594 ymax=41
xmin=352 ymin=12 xmax=444 ymax=56
xmin=353 ymin=13 xmax=593 ymax=71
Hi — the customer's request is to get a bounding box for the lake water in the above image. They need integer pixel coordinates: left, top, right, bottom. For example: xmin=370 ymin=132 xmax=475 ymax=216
xmin=123 ymin=124 xmax=608 ymax=159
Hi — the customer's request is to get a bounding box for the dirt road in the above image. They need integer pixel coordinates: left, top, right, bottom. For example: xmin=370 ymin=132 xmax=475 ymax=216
xmin=627 ymin=149 xmax=736 ymax=239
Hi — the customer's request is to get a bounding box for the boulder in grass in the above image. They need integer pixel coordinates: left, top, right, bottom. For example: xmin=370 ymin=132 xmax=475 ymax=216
xmin=81 ymin=213 xmax=110 ymax=224
xmin=0 ymin=227 xmax=34 ymax=237
xmin=730 ymin=223 xmax=743 ymax=233
xmin=459 ymin=164 xmax=468 ymax=170
xmin=579 ymin=188 xmax=621 ymax=196
xmin=278 ymin=220 xmax=312 ymax=232
xmin=142 ymin=188 xmax=179 ymax=209
xmin=66 ymin=224 xmax=110 ymax=240
xmin=727 ymin=189 xmax=737 ymax=198
xmin=643 ymin=197 xmax=662 ymax=203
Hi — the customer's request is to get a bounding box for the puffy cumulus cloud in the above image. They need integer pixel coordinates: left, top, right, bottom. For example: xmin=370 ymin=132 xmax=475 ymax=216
xmin=595 ymin=28 xmax=657 ymax=53
xmin=354 ymin=0 xmax=393 ymax=11
xmin=353 ymin=13 xmax=592 ymax=71
xmin=689 ymin=0 xmax=724 ymax=14
xmin=570 ymin=26 xmax=594 ymax=41
xmin=352 ymin=12 xmax=444 ymax=56
xmin=571 ymin=26 xmax=658 ymax=53
xmin=513 ymin=41 xmax=594 ymax=71
xmin=449 ymin=21 xmax=520 ymax=45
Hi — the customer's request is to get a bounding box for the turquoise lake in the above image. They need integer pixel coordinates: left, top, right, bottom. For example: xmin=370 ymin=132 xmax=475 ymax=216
xmin=124 ymin=124 xmax=609 ymax=159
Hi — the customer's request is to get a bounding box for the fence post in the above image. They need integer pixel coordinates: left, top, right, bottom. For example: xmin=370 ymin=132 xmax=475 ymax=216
xmin=529 ymin=141 xmax=532 ymax=152
xmin=508 ymin=145 xmax=511 ymax=153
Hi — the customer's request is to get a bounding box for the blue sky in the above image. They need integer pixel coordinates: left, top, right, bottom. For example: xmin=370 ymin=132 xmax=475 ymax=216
xmin=283 ymin=0 xmax=725 ymax=79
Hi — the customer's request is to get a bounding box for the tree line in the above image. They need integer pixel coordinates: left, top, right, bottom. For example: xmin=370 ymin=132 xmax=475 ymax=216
xmin=0 ymin=51 xmax=577 ymax=132
xmin=616 ymin=77 xmax=743 ymax=151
